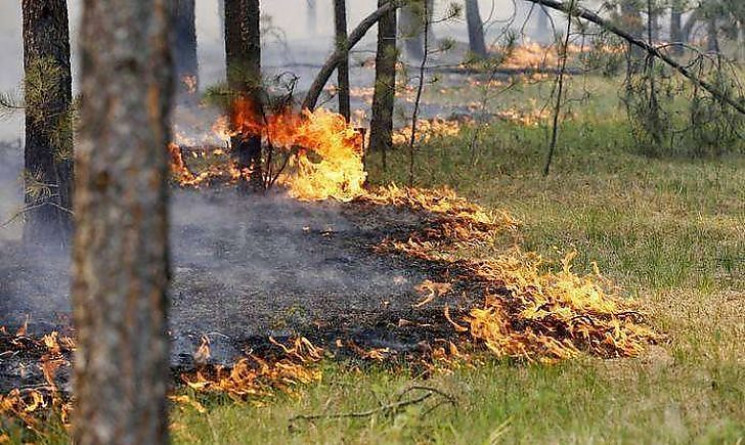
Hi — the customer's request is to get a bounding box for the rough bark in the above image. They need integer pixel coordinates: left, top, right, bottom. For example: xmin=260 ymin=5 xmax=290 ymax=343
xmin=334 ymin=0 xmax=351 ymax=121
xmin=73 ymin=0 xmax=173 ymax=444
xmin=224 ymin=0 xmax=263 ymax=191
xmin=21 ymin=0 xmax=73 ymax=246
xmin=304 ymin=0 xmax=401 ymax=111
xmin=369 ymin=0 xmax=397 ymax=169
xmin=465 ymin=0 xmax=487 ymax=58
xmin=174 ymin=0 xmax=199 ymax=99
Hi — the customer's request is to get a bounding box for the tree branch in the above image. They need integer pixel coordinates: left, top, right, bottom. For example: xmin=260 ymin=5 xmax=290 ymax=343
xmin=523 ymin=0 xmax=745 ymax=116
xmin=302 ymin=0 xmax=402 ymax=111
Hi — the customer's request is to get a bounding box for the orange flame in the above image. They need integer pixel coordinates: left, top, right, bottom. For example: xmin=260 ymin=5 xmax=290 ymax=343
xmin=186 ymin=99 xmax=367 ymax=202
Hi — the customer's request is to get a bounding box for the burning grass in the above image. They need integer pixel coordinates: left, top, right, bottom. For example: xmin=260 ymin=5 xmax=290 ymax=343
xmin=364 ymin=185 xmax=659 ymax=362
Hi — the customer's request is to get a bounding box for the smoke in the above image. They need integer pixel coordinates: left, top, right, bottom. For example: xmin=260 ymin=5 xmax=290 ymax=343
xmin=0 ymin=146 xmax=424 ymax=357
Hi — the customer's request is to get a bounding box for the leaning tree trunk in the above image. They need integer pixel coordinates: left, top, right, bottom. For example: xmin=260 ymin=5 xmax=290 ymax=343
xmin=225 ymin=0 xmax=263 ymax=192
xmin=21 ymin=0 xmax=73 ymax=246
xmin=369 ymin=0 xmax=398 ymax=170
xmin=303 ymin=0 xmax=401 ymax=111
xmin=174 ymin=0 xmax=199 ymax=101
xmin=73 ymin=0 xmax=173 ymax=444
xmin=334 ymin=0 xmax=351 ymax=121
xmin=465 ymin=0 xmax=487 ymax=58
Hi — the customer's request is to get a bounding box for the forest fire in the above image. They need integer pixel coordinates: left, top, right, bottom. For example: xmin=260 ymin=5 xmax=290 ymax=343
xmin=172 ymin=101 xmax=367 ymax=202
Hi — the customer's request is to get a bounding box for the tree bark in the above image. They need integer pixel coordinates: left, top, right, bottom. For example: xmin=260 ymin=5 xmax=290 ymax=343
xmin=21 ymin=0 xmax=74 ymax=246
xmin=465 ymin=0 xmax=487 ymax=58
xmin=224 ymin=0 xmax=263 ymax=191
xmin=334 ymin=0 xmax=351 ymax=121
xmin=369 ymin=0 xmax=397 ymax=169
xmin=73 ymin=0 xmax=173 ymax=444
xmin=304 ymin=0 xmax=401 ymax=111
xmin=174 ymin=0 xmax=199 ymax=100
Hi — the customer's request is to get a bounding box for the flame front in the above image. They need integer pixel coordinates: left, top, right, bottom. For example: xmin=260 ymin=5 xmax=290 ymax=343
xmin=202 ymin=99 xmax=367 ymax=202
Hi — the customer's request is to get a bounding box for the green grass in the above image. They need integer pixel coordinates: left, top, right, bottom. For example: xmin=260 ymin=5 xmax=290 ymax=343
xmin=168 ymin=90 xmax=745 ymax=443
xmin=7 ymin=76 xmax=745 ymax=444
xmin=172 ymin=90 xmax=744 ymax=444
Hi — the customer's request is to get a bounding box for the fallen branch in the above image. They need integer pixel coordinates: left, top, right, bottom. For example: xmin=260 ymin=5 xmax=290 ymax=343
xmin=302 ymin=0 xmax=402 ymax=111
xmin=523 ymin=0 xmax=745 ymax=116
xmin=288 ymin=386 xmax=456 ymax=423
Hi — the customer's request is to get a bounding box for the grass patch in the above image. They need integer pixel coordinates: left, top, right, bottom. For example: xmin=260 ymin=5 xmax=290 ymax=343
xmin=167 ymin=103 xmax=745 ymax=443
xmin=6 ymin=76 xmax=745 ymax=443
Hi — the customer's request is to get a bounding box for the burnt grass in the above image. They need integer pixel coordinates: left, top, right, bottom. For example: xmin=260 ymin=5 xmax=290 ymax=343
xmin=0 ymin=186 xmax=488 ymax=392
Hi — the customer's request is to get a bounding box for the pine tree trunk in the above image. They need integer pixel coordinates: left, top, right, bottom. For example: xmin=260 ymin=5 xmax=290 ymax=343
xmin=369 ymin=0 xmax=397 ymax=170
xmin=21 ymin=0 xmax=73 ymax=246
xmin=334 ymin=0 xmax=351 ymax=121
xmin=174 ymin=0 xmax=199 ymax=100
xmin=224 ymin=0 xmax=263 ymax=192
xmin=73 ymin=0 xmax=173 ymax=443
xmin=465 ymin=0 xmax=487 ymax=58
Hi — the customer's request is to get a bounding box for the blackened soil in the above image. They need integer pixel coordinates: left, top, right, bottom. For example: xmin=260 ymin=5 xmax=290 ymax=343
xmin=0 ymin=188 xmax=481 ymax=379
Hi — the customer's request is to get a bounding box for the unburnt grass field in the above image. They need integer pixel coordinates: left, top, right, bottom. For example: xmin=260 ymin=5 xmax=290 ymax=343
xmin=5 ymin=73 xmax=745 ymax=444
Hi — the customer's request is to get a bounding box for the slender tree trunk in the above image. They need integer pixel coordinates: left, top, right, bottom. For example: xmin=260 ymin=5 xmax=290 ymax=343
xmin=73 ymin=0 xmax=173 ymax=443
xmin=303 ymin=0 xmax=400 ymax=111
xmin=465 ymin=0 xmax=487 ymax=58
xmin=670 ymin=6 xmax=683 ymax=55
xmin=225 ymin=0 xmax=263 ymax=192
xmin=622 ymin=0 xmax=643 ymax=73
xmin=334 ymin=0 xmax=351 ymax=121
xmin=21 ymin=0 xmax=73 ymax=246
xmin=399 ymin=0 xmax=434 ymax=61
xmin=369 ymin=0 xmax=397 ymax=170
xmin=174 ymin=0 xmax=199 ymax=100
xmin=706 ymin=17 xmax=720 ymax=53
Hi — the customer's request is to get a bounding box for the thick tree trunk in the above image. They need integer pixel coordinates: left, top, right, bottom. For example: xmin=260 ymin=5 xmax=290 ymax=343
xmin=465 ymin=0 xmax=487 ymax=58
xmin=399 ymin=0 xmax=434 ymax=61
xmin=21 ymin=0 xmax=73 ymax=246
xmin=334 ymin=0 xmax=351 ymax=121
xmin=224 ymin=0 xmax=263 ymax=192
xmin=174 ymin=0 xmax=199 ymax=100
xmin=73 ymin=0 xmax=173 ymax=444
xmin=369 ymin=0 xmax=397 ymax=169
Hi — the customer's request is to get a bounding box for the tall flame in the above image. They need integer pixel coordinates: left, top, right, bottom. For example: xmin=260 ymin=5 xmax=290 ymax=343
xmin=223 ymin=99 xmax=367 ymax=202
